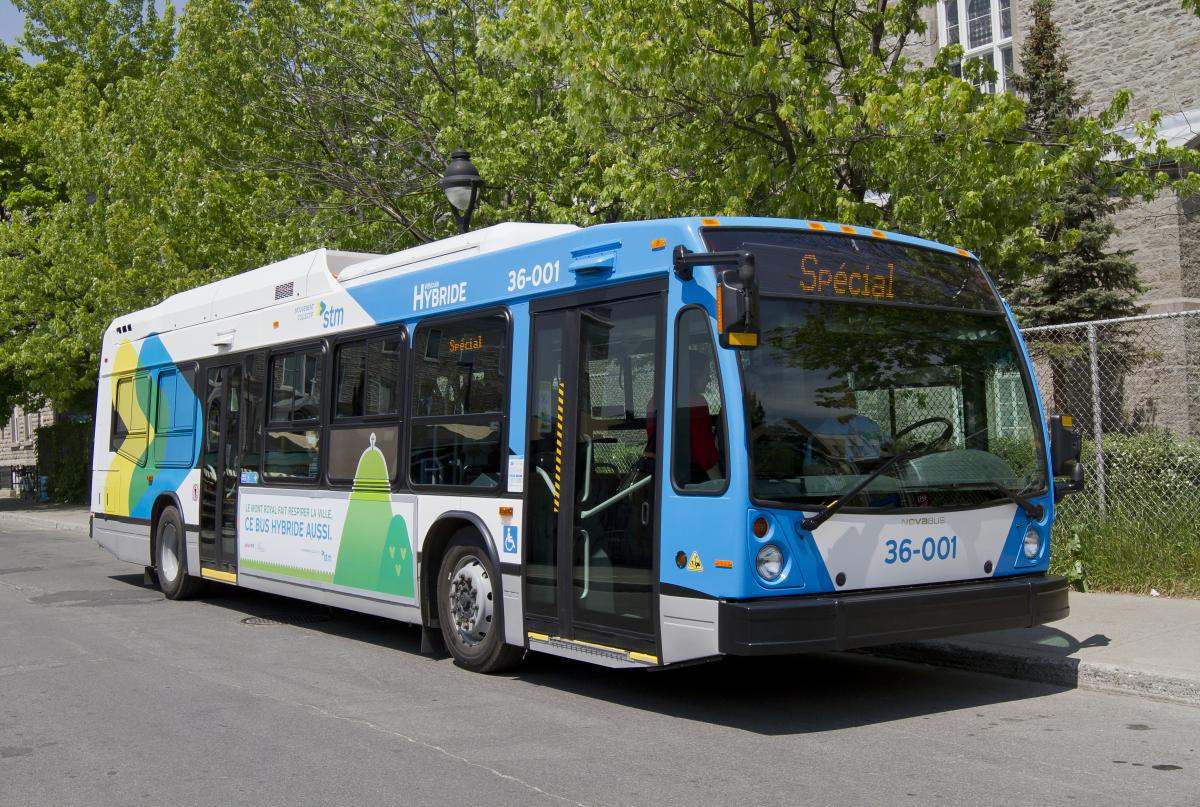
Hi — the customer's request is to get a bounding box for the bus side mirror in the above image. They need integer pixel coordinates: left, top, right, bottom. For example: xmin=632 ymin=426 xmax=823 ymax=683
xmin=671 ymin=247 xmax=760 ymax=350
xmin=716 ymin=257 xmax=760 ymax=350
xmin=1049 ymin=414 xmax=1084 ymax=499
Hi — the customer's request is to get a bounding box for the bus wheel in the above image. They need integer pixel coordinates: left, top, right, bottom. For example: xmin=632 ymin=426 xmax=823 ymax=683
xmin=436 ymin=534 xmax=521 ymax=673
xmin=156 ymin=506 xmax=203 ymax=601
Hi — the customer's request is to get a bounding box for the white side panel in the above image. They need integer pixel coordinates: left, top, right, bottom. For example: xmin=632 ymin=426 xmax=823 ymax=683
xmin=660 ymin=594 xmax=720 ymax=664
xmin=237 ymin=486 xmax=418 ymax=603
xmin=186 ymin=529 xmax=200 ymax=577
xmin=502 ymin=574 xmax=524 ymax=646
xmin=413 ymin=495 xmax=524 ymax=568
xmin=92 ymin=517 xmax=151 ymax=566
xmin=180 ymin=469 xmax=202 ymax=526
xmin=237 ymin=572 xmax=422 ymax=625
xmin=811 ymin=503 xmax=1018 ymax=590
xmin=415 ymin=495 xmax=524 ymax=645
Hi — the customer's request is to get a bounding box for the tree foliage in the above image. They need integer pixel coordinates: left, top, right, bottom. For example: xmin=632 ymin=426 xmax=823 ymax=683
xmin=1006 ymin=0 xmax=1144 ymax=325
xmin=0 ymin=0 xmax=1196 ymax=413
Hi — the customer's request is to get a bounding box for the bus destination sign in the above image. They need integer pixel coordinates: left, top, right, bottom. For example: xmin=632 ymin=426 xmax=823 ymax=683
xmin=703 ymin=228 xmax=1001 ymax=312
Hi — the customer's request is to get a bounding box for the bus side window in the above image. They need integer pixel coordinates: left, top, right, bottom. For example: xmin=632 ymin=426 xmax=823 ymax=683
xmin=152 ymin=368 xmax=196 ymax=468
xmin=264 ymin=348 xmax=323 ymax=482
xmin=242 ymin=352 xmax=267 ymax=480
xmin=409 ymin=313 xmax=507 ymax=489
xmin=672 ymin=307 xmax=727 ymax=493
xmin=328 ymin=330 xmax=405 ymax=484
xmin=112 ymin=373 xmax=150 ymax=465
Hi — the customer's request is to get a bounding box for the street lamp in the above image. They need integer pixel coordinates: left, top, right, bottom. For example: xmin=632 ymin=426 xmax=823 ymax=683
xmin=440 ymin=149 xmax=484 ymax=235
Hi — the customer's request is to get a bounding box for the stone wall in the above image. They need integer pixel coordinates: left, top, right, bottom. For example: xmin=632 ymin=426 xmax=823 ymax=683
xmin=917 ymin=1 xmax=1200 ymax=316
xmin=1045 ymin=0 xmax=1200 ymax=121
xmin=0 ymin=404 xmax=56 ymax=490
xmin=1111 ymin=190 xmax=1196 ymax=313
xmin=922 ymin=1 xmax=1200 ymax=118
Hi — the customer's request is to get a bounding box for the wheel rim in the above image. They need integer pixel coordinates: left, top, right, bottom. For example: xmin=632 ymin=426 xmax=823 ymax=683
xmin=447 ymin=555 xmax=493 ymax=646
xmin=159 ymin=522 xmax=181 ymax=584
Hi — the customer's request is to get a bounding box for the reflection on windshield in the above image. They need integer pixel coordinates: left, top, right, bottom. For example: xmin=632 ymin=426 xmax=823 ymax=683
xmin=739 ymin=299 xmax=1046 ymax=509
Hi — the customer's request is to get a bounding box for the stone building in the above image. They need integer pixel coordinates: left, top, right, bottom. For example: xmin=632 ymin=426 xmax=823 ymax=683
xmin=0 ymin=403 xmax=55 ymax=496
xmin=922 ymin=0 xmax=1200 ymax=314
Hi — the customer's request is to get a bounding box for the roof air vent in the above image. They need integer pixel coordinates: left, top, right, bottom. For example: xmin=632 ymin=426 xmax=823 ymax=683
xmin=274 ymin=281 xmax=294 ymax=300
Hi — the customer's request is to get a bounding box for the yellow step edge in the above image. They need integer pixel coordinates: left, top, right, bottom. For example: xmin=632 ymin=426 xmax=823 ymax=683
xmin=527 ymin=632 xmax=658 ymax=665
xmin=201 ymin=568 xmax=237 ymax=584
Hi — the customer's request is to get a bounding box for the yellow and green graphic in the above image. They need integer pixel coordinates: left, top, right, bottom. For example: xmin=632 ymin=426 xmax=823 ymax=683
xmin=332 ymin=434 xmax=414 ymax=597
xmin=238 ymin=434 xmax=415 ymax=598
xmin=102 ymin=335 xmax=198 ymax=519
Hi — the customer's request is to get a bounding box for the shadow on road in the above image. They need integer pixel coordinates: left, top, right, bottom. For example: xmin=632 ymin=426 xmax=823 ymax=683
xmin=870 ymin=626 xmax=1110 ymax=693
xmin=110 ymin=572 xmax=1077 ymax=735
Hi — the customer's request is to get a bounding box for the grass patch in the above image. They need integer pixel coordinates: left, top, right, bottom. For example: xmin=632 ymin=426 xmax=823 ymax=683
xmin=1051 ymin=500 xmax=1200 ymax=598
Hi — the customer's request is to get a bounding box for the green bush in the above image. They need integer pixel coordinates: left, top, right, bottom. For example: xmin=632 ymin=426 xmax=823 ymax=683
xmin=36 ymin=418 xmax=93 ymax=504
xmin=1051 ymin=430 xmax=1200 ymax=597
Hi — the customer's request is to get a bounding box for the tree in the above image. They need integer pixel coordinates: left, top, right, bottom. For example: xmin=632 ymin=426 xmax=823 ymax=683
xmin=0 ymin=0 xmax=335 ymax=410
xmin=492 ymin=0 xmax=1179 ymax=285
xmin=235 ymin=0 xmax=611 ymax=247
xmin=1006 ymin=0 xmax=1144 ymax=325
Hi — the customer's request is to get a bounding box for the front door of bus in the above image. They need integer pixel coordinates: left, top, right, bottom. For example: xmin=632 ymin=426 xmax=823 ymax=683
xmin=524 ymin=290 xmax=664 ymax=650
xmin=200 ymin=364 xmax=241 ymax=576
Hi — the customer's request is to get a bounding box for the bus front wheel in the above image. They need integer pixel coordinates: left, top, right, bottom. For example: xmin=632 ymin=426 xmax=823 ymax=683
xmin=436 ymin=533 xmax=521 ymax=673
xmin=156 ymin=506 xmax=203 ymax=600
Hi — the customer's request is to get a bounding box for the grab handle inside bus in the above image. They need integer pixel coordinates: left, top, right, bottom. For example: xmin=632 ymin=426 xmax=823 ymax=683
xmin=672 ymin=246 xmax=760 ymax=349
xmin=1049 ymin=414 xmax=1085 ymax=500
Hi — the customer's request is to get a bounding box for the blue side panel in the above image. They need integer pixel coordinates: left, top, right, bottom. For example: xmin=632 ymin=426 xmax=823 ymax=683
xmin=343 ymin=220 xmax=696 ymax=326
xmin=507 ymin=303 xmax=530 ymax=458
xmin=656 ymin=242 xmax=838 ymax=599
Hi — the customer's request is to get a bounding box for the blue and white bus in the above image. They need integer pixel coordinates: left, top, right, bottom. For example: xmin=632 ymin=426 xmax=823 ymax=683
xmin=91 ymin=217 xmax=1083 ymax=672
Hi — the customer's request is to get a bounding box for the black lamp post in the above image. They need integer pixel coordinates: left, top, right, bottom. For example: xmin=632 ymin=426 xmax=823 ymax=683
xmin=440 ymin=149 xmax=484 ymax=235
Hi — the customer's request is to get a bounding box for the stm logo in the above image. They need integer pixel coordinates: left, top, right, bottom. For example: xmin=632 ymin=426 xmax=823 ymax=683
xmin=318 ymin=300 xmax=344 ymax=328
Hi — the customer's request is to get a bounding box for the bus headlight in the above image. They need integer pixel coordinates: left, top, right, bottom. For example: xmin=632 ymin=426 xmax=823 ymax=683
xmin=756 ymin=544 xmax=784 ymax=581
xmin=1023 ymin=526 xmax=1042 ymax=560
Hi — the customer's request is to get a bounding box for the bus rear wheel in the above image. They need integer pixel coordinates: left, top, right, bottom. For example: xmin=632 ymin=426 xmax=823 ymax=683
xmin=436 ymin=534 xmax=522 ymax=673
xmin=156 ymin=506 xmax=203 ymax=600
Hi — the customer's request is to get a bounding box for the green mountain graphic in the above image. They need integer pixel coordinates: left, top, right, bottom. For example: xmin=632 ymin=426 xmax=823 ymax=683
xmin=332 ymin=434 xmax=414 ymax=597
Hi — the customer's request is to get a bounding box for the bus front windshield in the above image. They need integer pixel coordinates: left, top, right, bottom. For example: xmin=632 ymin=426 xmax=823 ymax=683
xmin=704 ymin=228 xmax=1047 ymax=511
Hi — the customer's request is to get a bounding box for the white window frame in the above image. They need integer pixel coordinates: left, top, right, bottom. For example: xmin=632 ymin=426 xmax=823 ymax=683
xmin=937 ymin=0 xmax=1015 ymax=94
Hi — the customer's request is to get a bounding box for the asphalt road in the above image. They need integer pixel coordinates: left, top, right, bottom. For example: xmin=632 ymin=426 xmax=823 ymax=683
xmin=2 ymin=523 xmax=1198 ymax=807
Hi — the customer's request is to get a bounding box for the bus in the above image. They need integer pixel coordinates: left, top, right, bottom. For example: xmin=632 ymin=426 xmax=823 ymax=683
xmin=91 ymin=216 xmax=1084 ymax=672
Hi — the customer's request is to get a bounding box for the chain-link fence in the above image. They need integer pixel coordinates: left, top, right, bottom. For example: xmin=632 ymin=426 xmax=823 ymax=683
xmin=1022 ymin=310 xmax=1200 ymax=590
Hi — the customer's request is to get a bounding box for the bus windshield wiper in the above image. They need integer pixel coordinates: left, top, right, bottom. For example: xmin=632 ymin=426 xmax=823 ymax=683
xmin=924 ymin=481 xmax=1045 ymax=521
xmin=800 ymin=443 xmax=940 ymax=533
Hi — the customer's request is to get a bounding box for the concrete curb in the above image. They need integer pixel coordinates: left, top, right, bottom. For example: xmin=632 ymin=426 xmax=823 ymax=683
xmin=0 ymin=510 xmax=89 ymax=535
xmin=871 ymin=641 xmax=1200 ymax=707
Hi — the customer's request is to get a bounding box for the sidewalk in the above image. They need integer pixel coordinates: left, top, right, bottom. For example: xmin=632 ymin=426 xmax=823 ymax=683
xmin=874 ymin=591 xmax=1200 ymax=706
xmin=0 ymin=504 xmax=1195 ymax=704
xmin=0 ymin=501 xmax=90 ymax=533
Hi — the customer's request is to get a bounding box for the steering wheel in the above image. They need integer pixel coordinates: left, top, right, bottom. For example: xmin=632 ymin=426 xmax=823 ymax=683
xmin=894 ymin=416 xmax=954 ymax=449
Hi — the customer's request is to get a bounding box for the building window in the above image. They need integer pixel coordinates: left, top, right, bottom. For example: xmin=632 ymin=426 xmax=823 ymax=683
xmin=940 ymin=0 xmax=1014 ymax=93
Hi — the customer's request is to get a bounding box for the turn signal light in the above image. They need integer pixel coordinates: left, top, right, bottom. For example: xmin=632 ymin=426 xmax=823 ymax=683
xmin=752 ymin=517 xmax=769 ymax=538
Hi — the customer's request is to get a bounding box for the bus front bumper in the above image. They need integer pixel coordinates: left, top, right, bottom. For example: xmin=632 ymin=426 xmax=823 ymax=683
xmin=718 ymin=575 xmax=1070 ymax=656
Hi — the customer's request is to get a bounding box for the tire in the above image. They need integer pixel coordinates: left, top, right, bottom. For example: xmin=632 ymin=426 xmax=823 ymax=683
xmin=436 ymin=531 xmax=522 ymax=673
xmin=156 ymin=506 xmax=203 ymax=600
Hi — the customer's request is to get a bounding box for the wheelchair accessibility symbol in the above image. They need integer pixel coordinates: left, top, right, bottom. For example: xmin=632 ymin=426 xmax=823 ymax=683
xmin=503 ymin=525 xmax=519 ymax=554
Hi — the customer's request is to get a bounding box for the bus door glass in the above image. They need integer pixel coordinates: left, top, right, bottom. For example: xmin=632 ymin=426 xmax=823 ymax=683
xmin=525 ymin=292 xmax=663 ymax=647
xmin=200 ymin=364 xmax=242 ymax=572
